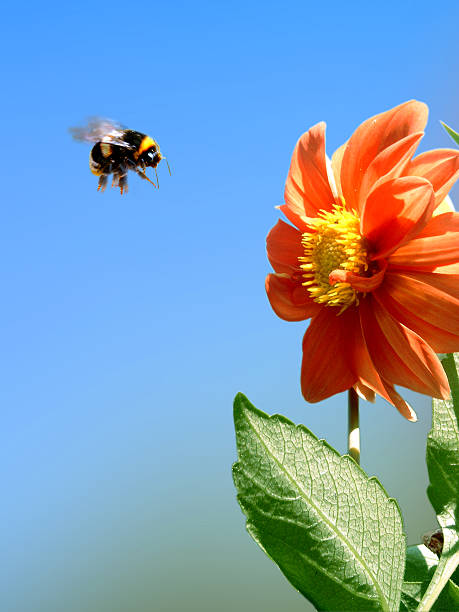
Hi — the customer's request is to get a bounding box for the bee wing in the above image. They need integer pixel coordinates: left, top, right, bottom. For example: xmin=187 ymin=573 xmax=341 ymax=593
xmin=69 ymin=117 xmax=133 ymax=149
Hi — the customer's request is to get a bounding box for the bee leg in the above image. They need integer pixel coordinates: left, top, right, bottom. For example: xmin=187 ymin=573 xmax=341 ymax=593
xmin=118 ymin=172 xmax=128 ymax=195
xmin=97 ymin=174 xmax=108 ymax=192
xmin=135 ymin=168 xmax=157 ymax=188
xmin=114 ymin=165 xmax=128 ymax=195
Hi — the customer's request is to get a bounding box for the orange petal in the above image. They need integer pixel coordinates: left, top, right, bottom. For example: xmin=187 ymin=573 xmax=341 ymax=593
xmin=388 ymin=266 xmax=459 ymax=299
xmin=433 ymin=262 xmax=459 ymax=274
xmin=362 ymin=176 xmax=435 ymax=259
xmin=340 ymin=101 xmax=428 ymax=211
xmin=359 ymin=296 xmax=449 ymax=399
xmin=388 ymin=212 xmax=459 ymax=268
xmin=266 ymin=220 xmax=303 ymax=274
xmin=417 ymin=210 xmax=459 ymax=238
xmin=284 ymin=122 xmax=337 ymax=219
xmin=266 ymin=273 xmax=321 ymax=321
xmin=354 ymin=382 xmax=376 ymax=402
xmin=278 ymin=203 xmax=310 ymax=233
xmin=378 ymin=380 xmax=417 ymax=422
xmin=301 ymin=308 xmax=357 ymax=401
xmin=329 ymin=263 xmax=387 ymax=292
xmin=401 ymin=268 xmax=459 ymax=297
xmin=384 ymin=270 xmax=459 ymax=317
xmin=331 ymin=141 xmax=346 ymax=199
xmin=357 ymin=369 xmax=417 ymax=421
xmin=434 ymin=195 xmax=455 ymax=215
xmin=346 ymin=314 xmax=418 ymax=421
xmin=408 ymin=148 xmax=459 ymax=207
xmin=358 ymin=132 xmax=424 ymax=210
xmin=375 ymin=274 xmax=459 ymax=352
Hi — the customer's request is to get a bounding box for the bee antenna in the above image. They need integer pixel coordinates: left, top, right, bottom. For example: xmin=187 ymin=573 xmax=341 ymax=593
xmin=163 ymin=156 xmax=172 ymax=176
xmin=155 ymin=166 xmax=159 ymax=188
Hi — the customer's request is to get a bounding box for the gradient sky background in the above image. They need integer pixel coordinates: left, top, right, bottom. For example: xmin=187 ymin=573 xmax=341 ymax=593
xmin=1 ymin=1 xmax=459 ymax=611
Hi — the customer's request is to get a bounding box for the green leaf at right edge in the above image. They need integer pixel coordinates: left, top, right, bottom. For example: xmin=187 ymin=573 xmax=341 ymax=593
xmin=400 ymin=544 xmax=459 ymax=611
xmin=232 ymin=393 xmax=405 ymax=612
xmin=440 ymin=122 xmax=459 ymax=147
xmin=420 ymin=353 xmax=459 ymax=610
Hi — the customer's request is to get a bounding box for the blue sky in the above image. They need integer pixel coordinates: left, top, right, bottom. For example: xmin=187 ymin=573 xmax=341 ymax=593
xmin=1 ymin=1 xmax=459 ymax=610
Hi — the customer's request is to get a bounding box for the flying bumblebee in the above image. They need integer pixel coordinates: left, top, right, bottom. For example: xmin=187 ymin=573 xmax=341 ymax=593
xmin=70 ymin=118 xmax=170 ymax=194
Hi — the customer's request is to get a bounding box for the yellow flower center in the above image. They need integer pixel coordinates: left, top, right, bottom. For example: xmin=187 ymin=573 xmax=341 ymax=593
xmin=299 ymin=204 xmax=368 ymax=313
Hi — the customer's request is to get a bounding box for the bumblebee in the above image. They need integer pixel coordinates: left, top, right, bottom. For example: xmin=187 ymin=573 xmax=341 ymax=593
xmin=70 ymin=118 xmax=170 ymax=194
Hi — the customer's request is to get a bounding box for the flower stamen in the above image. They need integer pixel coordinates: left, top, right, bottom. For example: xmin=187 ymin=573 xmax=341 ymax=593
xmin=299 ymin=204 xmax=368 ymax=313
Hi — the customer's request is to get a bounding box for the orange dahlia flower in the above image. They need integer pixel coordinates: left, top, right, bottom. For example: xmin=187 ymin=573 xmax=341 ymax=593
xmin=266 ymin=101 xmax=459 ymax=421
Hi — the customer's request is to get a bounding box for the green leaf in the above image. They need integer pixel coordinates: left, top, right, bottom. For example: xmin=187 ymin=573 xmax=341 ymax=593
xmin=400 ymin=545 xmax=459 ymax=611
xmin=440 ymin=122 xmax=459 ymax=147
xmin=420 ymin=354 xmax=459 ymax=610
xmin=427 ymin=353 xmax=459 ymax=524
xmin=232 ymin=393 xmax=405 ymax=611
xmin=427 ymin=352 xmax=459 ymax=521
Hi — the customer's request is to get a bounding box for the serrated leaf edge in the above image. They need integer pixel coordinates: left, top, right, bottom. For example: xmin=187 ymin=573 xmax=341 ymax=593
xmin=233 ymin=393 xmax=405 ymax=611
xmin=244 ymin=519 xmax=379 ymax=603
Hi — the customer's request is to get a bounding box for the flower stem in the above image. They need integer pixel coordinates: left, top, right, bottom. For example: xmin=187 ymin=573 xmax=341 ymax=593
xmin=348 ymin=388 xmax=360 ymax=465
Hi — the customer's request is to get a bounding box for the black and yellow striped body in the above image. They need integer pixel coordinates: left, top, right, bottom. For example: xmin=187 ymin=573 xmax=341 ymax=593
xmin=70 ymin=119 xmax=169 ymax=194
xmin=88 ymin=130 xmax=163 ymax=194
